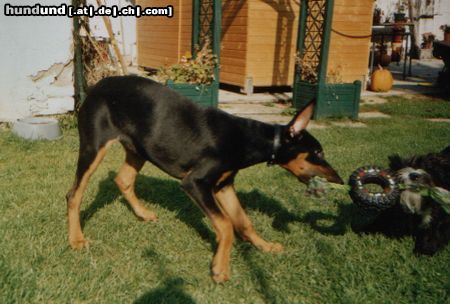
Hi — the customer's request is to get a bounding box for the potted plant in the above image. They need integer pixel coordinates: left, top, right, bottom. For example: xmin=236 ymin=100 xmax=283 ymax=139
xmin=151 ymin=41 xmax=219 ymax=107
xmin=293 ymin=52 xmax=361 ymax=119
xmin=392 ymin=0 xmax=407 ymax=43
xmin=421 ymin=33 xmax=435 ymax=49
xmin=394 ymin=0 xmax=407 ymax=23
xmin=440 ymin=25 xmax=450 ymax=42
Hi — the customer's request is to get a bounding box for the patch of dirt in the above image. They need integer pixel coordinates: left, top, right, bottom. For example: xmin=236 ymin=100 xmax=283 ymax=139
xmin=359 ymin=112 xmax=391 ymax=119
xmin=427 ymin=118 xmax=450 ymax=123
xmin=330 ymin=121 xmax=367 ymax=128
xmin=360 ymin=96 xmax=389 ymax=104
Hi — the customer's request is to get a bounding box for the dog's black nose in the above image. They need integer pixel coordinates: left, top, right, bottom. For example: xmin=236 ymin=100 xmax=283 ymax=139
xmin=409 ymin=172 xmax=421 ymax=181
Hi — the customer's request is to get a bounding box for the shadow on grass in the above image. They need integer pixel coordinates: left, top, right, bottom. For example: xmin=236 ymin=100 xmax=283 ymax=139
xmin=79 ymin=173 xmax=359 ymax=303
xmin=80 ymin=173 xmax=120 ymax=229
xmin=134 ymin=278 xmax=196 ymax=304
xmin=240 ymin=190 xmax=357 ymax=236
xmin=134 ymin=175 xmax=213 ymax=242
xmin=81 ymin=171 xmax=358 ymax=237
xmin=134 ymin=249 xmax=197 ymax=304
xmin=79 ymin=172 xmax=213 ymax=243
xmin=350 ymin=204 xmax=419 ymax=240
xmin=301 ymin=203 xmax=356 ymax=236
xmin=238 ymin=244 xmax=284 ymax=304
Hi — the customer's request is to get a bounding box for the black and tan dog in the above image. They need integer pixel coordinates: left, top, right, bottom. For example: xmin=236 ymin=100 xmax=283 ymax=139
xmin=357 ymin=146 xmax=450 ymax=256
xmin=66 ymin=76 xmax=343 ymax=282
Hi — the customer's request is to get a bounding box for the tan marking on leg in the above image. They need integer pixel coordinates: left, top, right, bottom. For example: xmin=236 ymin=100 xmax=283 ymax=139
xmin=179 ymin=169 xmax=192 ymax=179
xmin=114 ymin=151 xmax=157 ymax=221
xmin=214 ymin=185 xmax=283 ymax=253
xmin=67 ymin=140 xmax=116 ymax=250
xmin=209 ymin=212 xmax=234 ymax=283
xmin=216 ymin=171 xmax=234 ymax=186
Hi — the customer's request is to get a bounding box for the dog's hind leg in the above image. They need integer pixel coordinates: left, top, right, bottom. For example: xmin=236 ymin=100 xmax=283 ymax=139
xmin=114 ymin=149 xmax=157 ymax=221
xmin=66 ymin=140 xmax=115 ymax=249
xmin=214 ymin=184 xmax=283 ymax=253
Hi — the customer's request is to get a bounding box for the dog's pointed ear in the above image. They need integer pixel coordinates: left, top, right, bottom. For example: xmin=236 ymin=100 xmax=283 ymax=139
xmin=287 ymin=99 xmax=315 ymax=137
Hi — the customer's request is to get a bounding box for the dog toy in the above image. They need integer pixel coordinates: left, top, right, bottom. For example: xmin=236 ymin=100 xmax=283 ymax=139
xmin=348 ymin=166 xmax=399 ymax=211
xmin=307 ymin=166 xmax=398 ymax=211
xmin=307 ymin=166 xmax=450 ymax=213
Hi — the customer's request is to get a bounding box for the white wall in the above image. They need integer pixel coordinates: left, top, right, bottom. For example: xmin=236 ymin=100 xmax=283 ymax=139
xmin=0 ymin=0 xmax=137 ymax=122
xmin=434 ymin=0 xmax=450 ymax=41
xmin=0 ymin=0 xmax=74 ymax=121
xmin=375 ymin=0 xmax=450 ymax=41
xmin=87 ymin=0 xmax=137 ymax=64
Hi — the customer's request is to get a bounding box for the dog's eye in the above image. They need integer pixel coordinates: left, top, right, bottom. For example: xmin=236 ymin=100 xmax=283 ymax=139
xmin=315 ymin=150 xmax=324 ymax=158
xmin=409 ymin=172 xmax=421 ymax=181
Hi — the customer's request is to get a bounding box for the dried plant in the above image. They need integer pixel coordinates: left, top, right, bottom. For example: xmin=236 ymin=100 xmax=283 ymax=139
xmin=80 ymin=18 xmax=120 ymax=87
xmin=395 ymin=0 xmax=408 ymax=13
xmin=295 ymin=51 xmax=318 ymax=84
xmin=153 ymin=40 xmax=218 ymax=85
xmin=327 ymin=65 xmax=343 ymax=84
xmin=81 ymin=36 xmax=120 ymax=87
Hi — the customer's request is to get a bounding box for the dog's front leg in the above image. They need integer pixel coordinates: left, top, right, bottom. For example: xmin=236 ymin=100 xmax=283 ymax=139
xmin=214 ymin=184 xmax=283 ymax=253
xmin=181 ymin=172 xmax=234 ymax=283
xmin=414 ymin=225 xmax=440 ymax=256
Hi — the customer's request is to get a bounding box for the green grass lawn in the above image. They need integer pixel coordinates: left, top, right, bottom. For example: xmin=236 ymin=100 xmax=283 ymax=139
xmin=361 ymin=95 xmax=450 ymax=118
xmin=1 ymin=96 xmax=449 ymax=303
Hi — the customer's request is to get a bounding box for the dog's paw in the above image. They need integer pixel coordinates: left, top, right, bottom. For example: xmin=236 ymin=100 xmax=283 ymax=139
xmin=136 ymin=209 xmax=158 ymax=222
xmin=69 ymin=238 xmax=90 ymax=250
xmin=258 ymin=242 xmax=284 ymax=253
xmin=268 ymin=242 xmax=284 ymax=253
xmin=414 ymin=242 xmax=439 ymax=256
xmin=211 ymin=269 xmax=230 ymax=283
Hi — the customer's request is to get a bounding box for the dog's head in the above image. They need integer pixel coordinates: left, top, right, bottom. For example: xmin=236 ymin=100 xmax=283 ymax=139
xmin=275 ymin=101 xmax=343 ymax=185
xmin=390 ymin=155 xmax=435 ymax=215
xmin=395 ymin=167 xmax=434 ymax=217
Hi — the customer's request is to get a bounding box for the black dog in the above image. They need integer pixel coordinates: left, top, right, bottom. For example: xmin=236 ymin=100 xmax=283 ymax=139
xmin=357 ymin=146 xmax=450 ymax=256
xmin=66 ymin=76 xmax=343 ymax=282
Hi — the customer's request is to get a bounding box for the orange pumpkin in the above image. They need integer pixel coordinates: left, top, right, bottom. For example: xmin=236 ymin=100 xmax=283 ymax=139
xmin=370 ymin=65 xmax=393 ymax=92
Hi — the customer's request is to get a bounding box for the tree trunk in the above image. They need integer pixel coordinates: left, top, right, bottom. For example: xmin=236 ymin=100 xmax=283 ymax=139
xmin=407 ymin=0 xmax=421 ymax=59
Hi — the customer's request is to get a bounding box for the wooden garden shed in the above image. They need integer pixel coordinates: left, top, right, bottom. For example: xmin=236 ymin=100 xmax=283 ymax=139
xmin=136 ymin=0 xmax=374 ymax=92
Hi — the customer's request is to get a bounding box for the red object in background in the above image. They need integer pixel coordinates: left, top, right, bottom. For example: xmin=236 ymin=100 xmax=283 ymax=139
xmin=392 ymin=27 xmax=405 ymax=43
xmin=444 ymin=26 xmax=450 ymax=42
xmin=445 ymin=32 xmax=450 ymax=42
